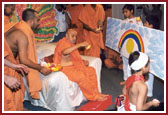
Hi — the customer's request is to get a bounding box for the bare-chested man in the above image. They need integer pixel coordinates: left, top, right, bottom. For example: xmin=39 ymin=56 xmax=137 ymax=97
xmin=5 ymin=8 xmax=51 ymax=99
xmin=118 ymin=51 xmax=160 ymax=111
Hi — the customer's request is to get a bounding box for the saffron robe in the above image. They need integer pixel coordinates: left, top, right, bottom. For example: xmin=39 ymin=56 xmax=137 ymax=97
xmin=79 ymin=4 xmax=105 ymax=57
xmin=4 ymin=38 xmax=25 ymax=111
xmin=14 ymin=21 xmax=41 ymax=99
xmin=53 ymin=37 xmax=101 ymax=101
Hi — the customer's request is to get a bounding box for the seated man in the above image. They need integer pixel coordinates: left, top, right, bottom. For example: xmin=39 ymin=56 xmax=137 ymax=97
xmin=53 ymin=29 xmax=108 ymax=101
xmin=118 ymin=51 xmax=160 ymax=111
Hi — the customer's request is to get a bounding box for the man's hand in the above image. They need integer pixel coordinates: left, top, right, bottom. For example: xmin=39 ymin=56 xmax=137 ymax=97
xmin=78 ymin=42 xmax=89 ymax=48
xmin=13 ymin=64 xmax=29 ymax=75
xmin=93 ymin=28 xmax=102 ymax=33
xmin=4 ymin=59 xmax=29 ymax=75
xmin=4 ymin=75 xmax=21 ymax=90
xmin=40 ymin=66 xmax=51 ymax=75
xmin=152 ymin=99 xmax=160 ymax=107
xmin=97 ymin=19 xmax=103 ymax=28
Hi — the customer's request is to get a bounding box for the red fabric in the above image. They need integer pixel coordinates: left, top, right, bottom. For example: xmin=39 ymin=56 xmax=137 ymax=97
xmin=124 ymin=75 xmax=145 ymax=111
xmin=78 ymin=95 xmax=112 ymax=111
xmin=114 ymin=95 xmax=125 ymax=107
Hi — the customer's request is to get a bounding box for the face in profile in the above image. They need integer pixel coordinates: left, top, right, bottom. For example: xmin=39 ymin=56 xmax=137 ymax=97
xmin=66 ymin=29 xmax=77 ymax=44
xmin=123 ymin=8 xmax=132 ymax=19
xmin=144 ymin=21 xmax=153 ymax=28
xmin=4 ymin=5 xmax=15 ymax=16
xmin=32 ymin=12 xmax=40 ymax=30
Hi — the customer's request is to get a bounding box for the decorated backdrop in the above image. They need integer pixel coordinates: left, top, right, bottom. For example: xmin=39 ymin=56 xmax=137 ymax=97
xmin=106 ymin=17 xmax=164 ymax=80
xmin=10 ymin=4 xmax=58 ymax=42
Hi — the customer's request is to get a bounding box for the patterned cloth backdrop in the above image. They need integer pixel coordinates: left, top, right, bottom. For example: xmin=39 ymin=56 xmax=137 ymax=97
xmin=106 ymin=17 xmax=164 ymax=80
xmin=10 ymin=4 xmax=58 ymax=42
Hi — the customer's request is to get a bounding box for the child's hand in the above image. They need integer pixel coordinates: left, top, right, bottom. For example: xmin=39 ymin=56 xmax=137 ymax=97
xmin=152 ymin=99 xmax=160 ymax=107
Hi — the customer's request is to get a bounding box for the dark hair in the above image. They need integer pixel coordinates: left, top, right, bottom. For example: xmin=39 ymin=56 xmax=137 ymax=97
xmin=146 ymin=15 xmax=160 ymax=29
xmin=129 ymin=51 xmax=150 ymax=74
xmin=122 ymin=4 xmax=134 ymax=14
xmin=22 ymin=8 xmax=37 ymax=22
xmin=128 ymin=51 xmax=141 ymax=74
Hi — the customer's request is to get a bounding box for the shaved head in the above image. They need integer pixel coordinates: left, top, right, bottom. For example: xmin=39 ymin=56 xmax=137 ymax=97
xmin=22 ymin=8 xmax=37 ymax=22
xmin=66 ymin=29 xmax=77 ymax=35
xmin=66 ymin=29 xmax=77 ymax=44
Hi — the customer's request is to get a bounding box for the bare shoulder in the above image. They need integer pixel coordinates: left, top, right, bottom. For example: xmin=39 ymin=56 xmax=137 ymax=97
xmin=12 ymin=29 xmax=27 ymax=40
xmin=135 ymin=81 xmax=147 ymax=91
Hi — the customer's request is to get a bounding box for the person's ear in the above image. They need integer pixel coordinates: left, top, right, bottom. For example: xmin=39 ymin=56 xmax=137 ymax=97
xmin=27 ymin=19 xmax=33 ymax=26
xmin=141 ymin=66 xmax=146 ymax=73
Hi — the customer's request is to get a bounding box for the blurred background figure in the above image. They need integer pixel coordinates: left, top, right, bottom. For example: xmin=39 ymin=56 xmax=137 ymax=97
xmin=53 ymin=4 xmax=71 ymax=42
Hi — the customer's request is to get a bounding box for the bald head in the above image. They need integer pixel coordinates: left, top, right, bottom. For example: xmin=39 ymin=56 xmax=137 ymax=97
xmin=66 ymin=29 xmax=77 ymax=35
xmin=66 ymin=29 xmax=77 ymax=44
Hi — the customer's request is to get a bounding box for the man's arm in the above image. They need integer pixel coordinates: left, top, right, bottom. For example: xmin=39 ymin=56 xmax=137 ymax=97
xmin=16 ymin=31 xmax=50 ymax=75
xmin=63 ymin=42 xmax=89 ymax=55
xmin=64 ymin=11 xmax=72 ymax=29
xmin=4 ymin=59 xmax=29 ymax=74
xmin=16 ymin=31 xmax=41 ymax=71
xmin=79 ymin=20 xmax=101 ymax=33
xmin=122 ymin=84 xmax=126 ymax=95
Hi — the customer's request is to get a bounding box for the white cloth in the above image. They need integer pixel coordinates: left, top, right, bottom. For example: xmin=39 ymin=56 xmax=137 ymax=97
xmin=122 ymin=56 xmax=131 ymax=81
xmin=24 ymin=42 xmax=102 ymax=111
xmin=117 ymin=103 xmax=136 ymax=111
xmin=55 ymin=7 xmax=71 ymax=33
xmin=122 ymin=56 xmax=154 ymax=97
xmin=130 ymin=52 xmax=148 ymax=71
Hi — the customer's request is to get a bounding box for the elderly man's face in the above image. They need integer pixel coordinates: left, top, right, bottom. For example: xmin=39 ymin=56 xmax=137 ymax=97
xmin=66 ymin=29 xmax=77 ymax=44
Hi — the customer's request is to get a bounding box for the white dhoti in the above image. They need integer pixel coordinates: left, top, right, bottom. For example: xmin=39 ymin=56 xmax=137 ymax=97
xmin=117 ymin=103 xmax=136 ymax=111
xmin=24 ymin=42 xmax=102 ymax=111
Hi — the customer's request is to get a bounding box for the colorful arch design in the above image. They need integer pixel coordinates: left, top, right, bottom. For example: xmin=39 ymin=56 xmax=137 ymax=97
xmin=10 ymin=4 xmax=58 ymax=42
xmin=118 ymin=29 xmax=144 ymax=52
